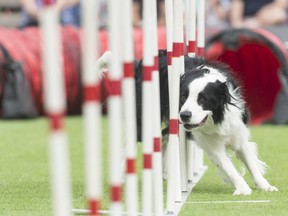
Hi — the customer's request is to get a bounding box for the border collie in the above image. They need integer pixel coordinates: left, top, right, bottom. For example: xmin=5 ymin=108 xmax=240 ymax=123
xmin=98 ymin=50 xmax=278 ymax=195
xmin=177 ymin=55 xmax=277 ymax=195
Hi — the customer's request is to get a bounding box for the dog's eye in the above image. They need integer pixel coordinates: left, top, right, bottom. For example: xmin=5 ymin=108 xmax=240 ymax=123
xmin=180 ymin=95 xmax=187 ymax=103
xmin=180 ymin=89 xmax=188 ymax=104
xmin=198 ymin=93 xmax=206 ymax=104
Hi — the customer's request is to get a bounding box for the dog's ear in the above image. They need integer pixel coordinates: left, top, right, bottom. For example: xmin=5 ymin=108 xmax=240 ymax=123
xmin=158 ymin=49 xmax=167 ymax=57
xmin=217 ymin=81 xmax=231 ymax=105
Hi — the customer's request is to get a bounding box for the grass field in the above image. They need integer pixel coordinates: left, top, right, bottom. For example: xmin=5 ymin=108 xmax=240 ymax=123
xmin=0 ymin=117 xmax=287 ymax=216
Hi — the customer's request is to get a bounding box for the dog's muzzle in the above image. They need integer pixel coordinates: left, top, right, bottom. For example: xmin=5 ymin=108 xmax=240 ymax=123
xmin=180 ymin=111 xmax=208 ymax=130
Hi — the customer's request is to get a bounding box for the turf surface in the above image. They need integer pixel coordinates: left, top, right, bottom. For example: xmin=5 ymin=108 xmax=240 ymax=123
xmin=0 ymin=117 xmax=287 ymax=215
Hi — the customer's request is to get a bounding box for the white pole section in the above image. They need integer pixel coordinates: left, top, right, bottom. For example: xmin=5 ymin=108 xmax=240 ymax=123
xmin=151 ymin=0 xmax=164 ymax=215
xmin=186 ymin=138 xmax=196 ymax=182
xmin=179 ymin=124 xmax=188 ymax=192
xmin=39 ymin=3 xmax=72 ymax=216
xmin=197 ymin=0 xmax=205 ymax=57
xmin=108 ymin=1 xmax=123 ymax=215
xmin=81 ymin=0 xmax=102 ymax=215
xmin=142 ymin=0 xmax=154 ymax=215
xmin=121 ymin=0 xmax=139 ymax=215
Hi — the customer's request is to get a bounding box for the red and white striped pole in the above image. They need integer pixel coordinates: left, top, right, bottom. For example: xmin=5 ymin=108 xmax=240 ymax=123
xmin=121 ymin=0 xmax=139 ymax=215
xmin=174 ymin=0 xmax=188 ymax=196
xmin=108 ymin=1 xmax=123 ymax=215
xmin=185 ymin=0 xmax=197 ymax=183
xmin=195 ymin=0 xmax=205 ymax=173
xmin=142 ymin=0 xmax=154 ymax=215
xmin=151 ymin=0 xmax=164 ymax=215
xmin=81 ymin=0 xmax=102 ymax=215
xmin=39 ymin=2 xmax=72 ymax=216
xmin=166 ymin=0 xmax=185 ymax=212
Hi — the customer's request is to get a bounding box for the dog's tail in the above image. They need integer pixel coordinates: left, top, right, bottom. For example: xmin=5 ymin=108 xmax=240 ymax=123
xmin=249 ymin=141 xmax=268 ymax=176
xmin=236 ymin=141 xmax=268 ymax=177
xmin=96 ymin=50 xmax=112 ymax=79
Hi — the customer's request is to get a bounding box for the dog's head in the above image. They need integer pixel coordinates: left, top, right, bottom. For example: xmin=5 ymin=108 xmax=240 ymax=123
xmin=179 ymin=59 xmax=233 ymax=131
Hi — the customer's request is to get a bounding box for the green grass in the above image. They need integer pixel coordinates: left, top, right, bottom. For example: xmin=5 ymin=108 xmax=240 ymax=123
xmin=0 ymin=117 xmax=287 ymax=215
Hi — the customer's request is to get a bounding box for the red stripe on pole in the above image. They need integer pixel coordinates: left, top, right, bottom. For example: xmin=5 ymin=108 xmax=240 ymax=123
xmin=172 ymin=42 xmax=184 ymax=57
xmin=84 ymin=84 xmax=101 ymax=102
xmin=88 ymin=199 xmax=100 ymax=216
xmin=188 ymin=41 xmax=196 ymax=54
xmin=43 ymin=0 xmax=54 ymax=6
xmin=48 ymin=113 xmax=64 ymax=131
xmin=197 ymin=47 xmax=205 ymax=57
xmin=126 ymin=158 xmax=135 ymax=174
xmin=123 ymin=62 xmax=134 ymax=78
xmin=169 ymin=119 xmax=178 ymax=134
xmin=154 ymin=138 xmax=161 ymax=152
xmin=111 ymin=185 xmax=121 ymax=202
xmin=143 ymin=154 xmax=152 ymax=169
xmin=109 ymin=79 xmax=121 ymax=96
xmin=153 ymin=56 xmax=159 ymax=71
xmin=143 ymin=66 xmax=153 ymax=81
xmin=167 ymin=51 xmax=172 ymax=66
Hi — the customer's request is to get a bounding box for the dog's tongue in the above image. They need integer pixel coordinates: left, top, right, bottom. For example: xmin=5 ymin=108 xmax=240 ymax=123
xmin=183 ymin=116 xmax=208 ymax=130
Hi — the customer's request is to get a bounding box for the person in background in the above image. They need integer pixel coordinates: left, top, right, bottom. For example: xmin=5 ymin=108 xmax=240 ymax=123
xmin=19 ymin=0 xmax=80 ymax=28
xmin=206 ymin=0 xmax=231 ymax=29
xmin=230 ymin=0 xmax=287 ymax=28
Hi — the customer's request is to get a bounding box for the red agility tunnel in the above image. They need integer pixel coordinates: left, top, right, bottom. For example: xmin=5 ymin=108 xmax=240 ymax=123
xmin=0 ymin=26 xmax=167 ymax=118
xmin=206 ymin=28 xmax=288 ymax=124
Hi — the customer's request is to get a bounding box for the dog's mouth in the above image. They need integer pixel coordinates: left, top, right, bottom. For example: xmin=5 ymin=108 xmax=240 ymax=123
xmin=183 ymin=115 xmax=208 ymax=130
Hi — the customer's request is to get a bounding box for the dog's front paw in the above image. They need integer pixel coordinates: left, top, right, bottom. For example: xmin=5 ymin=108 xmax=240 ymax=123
xmin=256 ymin=180 xmax=278 ymax=192
xmin=257 ymin=184 xmax=278 ymax=192
xmin=267 ymin=186 xmax=278 ymax=192
xmin=233 ymin=185 xmax=252 ymax=195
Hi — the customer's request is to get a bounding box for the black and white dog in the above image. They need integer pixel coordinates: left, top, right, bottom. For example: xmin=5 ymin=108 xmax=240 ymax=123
xmin=177 ymin=55 xmax=277 ymax=195
xmin=99 ymin=50 xmax=277 ymax=195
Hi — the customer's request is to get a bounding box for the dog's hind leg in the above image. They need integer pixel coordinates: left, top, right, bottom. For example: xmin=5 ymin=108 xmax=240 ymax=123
xmin=206 ymin=147 xmax=252 ymax=195
xmin=236 ymin=141 xmax=278 ymax=192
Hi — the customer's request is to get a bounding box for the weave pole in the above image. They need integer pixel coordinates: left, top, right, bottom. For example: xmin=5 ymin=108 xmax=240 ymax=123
xmin=108 ymin=1 xmax=123 ymax=215
xmin=39 ymin=2 xmax=72 ymax=216
xmin=195 ymin=0 xmax=206 ymax=174
xmin=81 ymin=0 xmax=102 ymax=215
xmin=121 ymin=0 xmax=139 ymax=215
xmin=142 ymin=0 xmax=154 ymax=215
xmin=185 ymin=0 xmax=197 ymax=183
xmin=166 ymin=0 xmax=185 ymax=212
xmin=164 ymin=0 xmax=173 ymax=192
xmin=151 ymin=0 xmax=164 ymax=215
xmin=175 ymin=0 xmax=188 ymax=196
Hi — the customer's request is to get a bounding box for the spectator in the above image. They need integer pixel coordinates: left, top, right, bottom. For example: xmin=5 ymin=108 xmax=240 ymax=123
xmin=206 ymin=0 xmax=231 ymax=29
xmin=131 ymin=0 xmax=166 ymax=27
xmin=19 ymin=0 xmax=80 ymax=28
xmin=133 ymin=0 xmax=142 ymax=27
xmin=230 ymin=0 xmax=287 ymax=28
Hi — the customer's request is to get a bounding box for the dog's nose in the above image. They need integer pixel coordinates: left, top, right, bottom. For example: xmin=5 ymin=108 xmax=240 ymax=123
xmin=180 ymin=111 xmax=192 ymax=122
